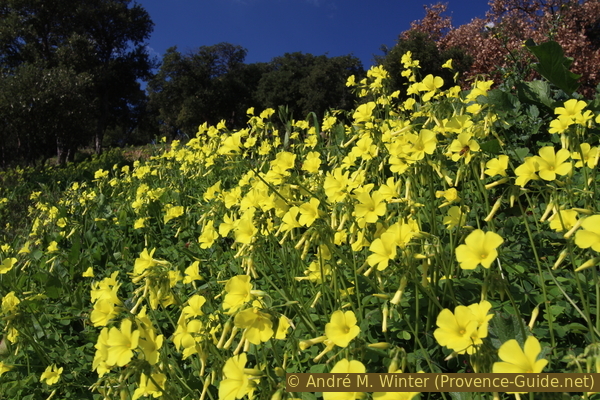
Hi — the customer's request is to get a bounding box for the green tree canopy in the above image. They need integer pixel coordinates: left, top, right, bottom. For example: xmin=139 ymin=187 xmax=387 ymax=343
xmin=377 ymin=31 xmax=472 ymax=99
xmin=255 ymin=52 xmax=364 ymax=120
xmin=0 ymin=0 xmax=154 ymax=165
xmin=148 ymin=43 xmax=267 ymax=137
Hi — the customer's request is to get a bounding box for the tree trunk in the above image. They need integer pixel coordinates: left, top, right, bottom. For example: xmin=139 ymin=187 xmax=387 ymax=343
xmin=57 ymin=136 xmax=67 ymax=166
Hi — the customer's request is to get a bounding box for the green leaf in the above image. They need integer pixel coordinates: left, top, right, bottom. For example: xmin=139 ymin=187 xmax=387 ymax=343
xmin=309 ymin=364 xmax=327 ymax=373
xmin=450 ymin=392 xmax=474 ymax=400
xmin=68 ymin=232 xmax=81 ymax=265
xmin=489 ymin=311 xmax=526 ymax=349
xmin=516 ymin=81 xmax=553 ymax=108
xmin=481 ymin=89 xmax=519 ymax=111
xmin=528 ymin=104 xmax=540 ymax=119
xmin=480 ymin=139 xmax=501 ymax=155
xmin=513 ymin=147 xmax=530 ymax=161
xmin=525 ymin=40 xmax=581 ymax=94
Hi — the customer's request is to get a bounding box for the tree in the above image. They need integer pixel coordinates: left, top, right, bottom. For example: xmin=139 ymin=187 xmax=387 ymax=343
xmin=377 ymin=30 xmax=472 ymax=99
xmin=0 ymin=65 xmax=93 ymax=166
xmin=148 ymin=43 xmax=265 ymax=137
xmin=428 ymin=0 xmax=600 ymax=96
xmin=0 ymin=0 xmax=154 ymax=164
xmin=255 ymin=52 xmax=364 ymax=120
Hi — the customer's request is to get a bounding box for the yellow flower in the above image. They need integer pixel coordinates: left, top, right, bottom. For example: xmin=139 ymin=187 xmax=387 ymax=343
xmin=367 ymin=231 xmax=397 ymax=271
xmin=18 ymin=241 xmax=30 ymax=254
xmin=94 ymin=169 xmax=109 ymax=180
xmin=352 ymin=136 xmax=378 ymax=160
xmin=271 ymin=151 xmax=296 ymax=174
xmin=90 ymin=299 xmax=119 ymax=327
xmin=234 ymin=307 xmax=274 ymax=345
xmin=182 ymin=294 xmax=206 ymax=320
xmin=275 ymin=315 xmax=291 ymax=340
xmin=0 ymin=257 xmax=16 ymax=274
xmin=572 ymin=143 xmax=599 ymax=168
xmin=183 ymin=261 xmax=203 ymax=284
xmin=302 ymin=151 xmax=322 ymax=173
xmin=199 ymin=220 xmax=219 ymax=249
xmin=467 ymin=300 xmax=494 ymax=338
xmin=448 ymin=133 xmax=479 ymax=163
xmin=417 ymin=74 xmax=444 ymax=102
xmin=353 ymin=102 xmax=376 ymax=123
xmin=443 ymin=206 xmax=467 ymax=230
xmin=484 ymin=155 xmax=509 ymax=177
xmin=47 ymin=241 xmax=59 ymax=253
xmin=105 ymin=319 xmax=140 ymax=367
xmin=173 ymin=319 xmax=203 ymax=358
xmin=204 ymin=180 xmax=222 ymax=201
xmin=436 ymin=188 xmax=460 ymax=207
xmin=134 ymin=248 xmax=157 ymax=276
xmin=548 ymin=209 xmax=578 ymax=232
xmin=1 ymin=292 xmax=20 ymax=315
xmin=133 ymin=372 xmax=166 ymax=400
xmin=90 ymin=272 xmax=121 ymax=305
xmin=407 ymin=129 xmax=437 ymax=160
xmin=82 ymin=267 xmax=94 ymax=278
xmin=555 ymin=99 xmax=587 ymax=120
xmin=234 ymin=216 xmax=257 ymax=244
xmin=442 ymin=59 xmax=453 ymax=69
xmin=137 ymin=326 xmax=163 ymax=366
xmin=325 ymin=310 xmax=360 ymax=348
xmin=493 ymin=336 xmax=548 ymax=374
xmin=301 ymin=260 xmax=332 ymax=283
xmin=354 ymin=190 xmax=386 ymax=225
xmin=298 ymin=198 xmax=320 ymax=227
xmin=0 ymin=361 xmax=12 ymax=377
xmin=433 ymin=306 xmax=479 ymax=354
xmin=133 ymin=218 xmax=148 ymax=229
xmin=534 ymin=146 xmax=571 ymax=181
xmin=515 ymin=157 xmax=540 ymax=187
xmin=223 ymin=275 xmax=253 ymax=313
xmin=548 ymin=116 xmax=573 ymax=134
xmin=323 ymin=359 xmax=366 ymax=400
xmin=455 ymin=229 xmax=504 ymax=270
xmin=219 ymin=353 xmax=256 ymax=400
xmin=575 ymin=215 xmax=600 ymax=252
xmin=324 ymin=168 xmax=349 ymax=203
xmin=40 ymin=364 xmax=63 ymax=385
xmin=164 ymin=204 xmax=184 ymax=224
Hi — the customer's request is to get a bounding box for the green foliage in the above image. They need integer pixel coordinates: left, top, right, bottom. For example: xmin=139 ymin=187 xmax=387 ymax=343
xmin=0 ymin=0 xmax=155 ymax=164
xmin=377 ymin=31 xmax=472 ymax=98
xmin=2 ymin=41 xmax=600 ymax=400
xmin=148 ymin=43 xmax=264 ymax=136
xmin=0 ymin=65 xmax=94 ymax=165
xmin=255 ymin=52 xmax=364 ymax=120
xmin=525 ymin=39 xmax=582 ymax=96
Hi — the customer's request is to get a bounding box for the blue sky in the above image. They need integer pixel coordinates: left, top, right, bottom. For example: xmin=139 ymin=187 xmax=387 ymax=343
xmin=136 ymin=0 xmax=491 ymax=69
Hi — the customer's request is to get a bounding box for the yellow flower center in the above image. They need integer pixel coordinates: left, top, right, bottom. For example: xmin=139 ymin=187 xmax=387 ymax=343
xmin=344 ymin=326 xmax=350 ymax=333
xmin=480 ymin=253 xmax=487 ymax=259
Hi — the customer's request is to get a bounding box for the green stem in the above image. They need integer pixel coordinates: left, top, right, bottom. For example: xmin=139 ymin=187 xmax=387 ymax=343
xmin=517 ymin=197 xmax=557 ymax=355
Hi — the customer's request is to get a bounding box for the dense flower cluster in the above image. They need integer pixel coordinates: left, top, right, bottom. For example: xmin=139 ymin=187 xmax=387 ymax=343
xmin=4 ymin=48 xmax=600 ymax=399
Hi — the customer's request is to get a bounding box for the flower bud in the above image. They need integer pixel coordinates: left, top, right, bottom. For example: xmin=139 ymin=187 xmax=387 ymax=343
xmin=528 ymin=305 xmax=540 ymax=330
xmin=368 ymin=342 xmax=392 ymax=350
xmin=390 ymin=277 xmax=408 ymax=305
xmin=552 ymin=249 xmax=568 ymax=270
xmin=575 ymin=257 xmax=600 ymax=272
xmin=483 ymin=196 xmax=502 ymax=222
